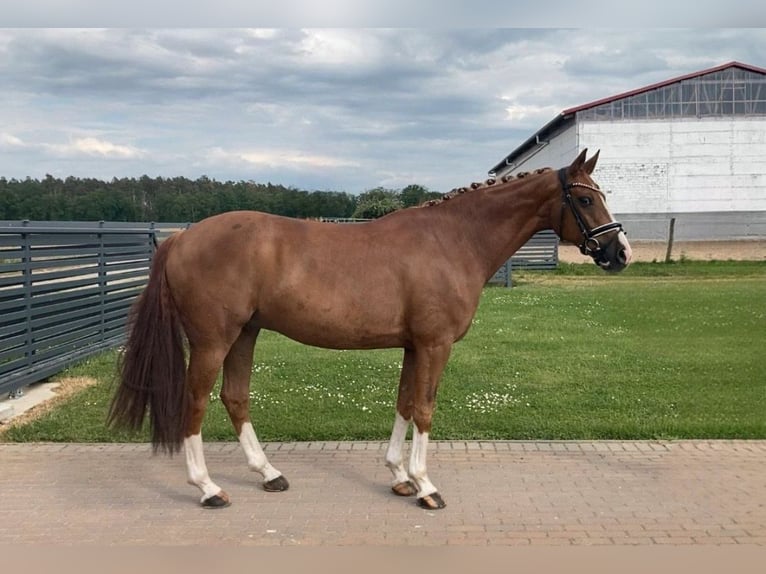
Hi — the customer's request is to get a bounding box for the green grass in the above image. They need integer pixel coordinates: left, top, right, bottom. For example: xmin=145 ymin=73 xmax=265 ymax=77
xmin=2 ymin=261 xmax=764 ymax=442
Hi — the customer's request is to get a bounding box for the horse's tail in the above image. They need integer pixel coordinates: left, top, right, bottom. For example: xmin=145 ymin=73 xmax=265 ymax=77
xmin=107 ymin=233 xmax=189 ymax=454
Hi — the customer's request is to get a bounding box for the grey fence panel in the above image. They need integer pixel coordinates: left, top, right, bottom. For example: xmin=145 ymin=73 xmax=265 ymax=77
xmin=0 ymin=339 xmax=26 ymax=361
xmin=489 ymin=230 xmax=559 ymax=287
xmin=0 ymin=220 xmax=190 ymax=240
xmin=0 ymin=223 xmax=155 ymax=396
xmin=0 ymin=277 xmax=27 ymax=290
xmin=510 ymin=230 xmax=560 ymax=269
xmin=104 ymin=279 xmax=146 ymax=293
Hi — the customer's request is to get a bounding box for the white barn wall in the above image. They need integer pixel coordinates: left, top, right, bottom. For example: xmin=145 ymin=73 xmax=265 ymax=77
xmin=579 ymin=117 xmax=766 ymax=214
xmin=505 ymin=124 xmax=577 ymax=174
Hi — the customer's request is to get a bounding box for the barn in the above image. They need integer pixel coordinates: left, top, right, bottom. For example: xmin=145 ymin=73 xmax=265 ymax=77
xmin=488 ymin=61 xmax=766 ymax=241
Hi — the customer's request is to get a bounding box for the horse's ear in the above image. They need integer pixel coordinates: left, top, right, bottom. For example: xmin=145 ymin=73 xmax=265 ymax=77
xmin=567 ymin=148 xmax=588 ymax=176
xmin=583 ymin=149 xmax=600 ymax=174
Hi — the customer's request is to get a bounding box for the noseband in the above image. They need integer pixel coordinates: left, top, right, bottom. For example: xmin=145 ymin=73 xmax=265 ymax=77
xmin=557 ymin=168 xmax=624 ymax=257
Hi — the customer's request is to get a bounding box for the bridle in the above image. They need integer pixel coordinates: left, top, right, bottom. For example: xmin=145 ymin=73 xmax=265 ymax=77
xmin=557 ymin=168 xmax=624 ymax=257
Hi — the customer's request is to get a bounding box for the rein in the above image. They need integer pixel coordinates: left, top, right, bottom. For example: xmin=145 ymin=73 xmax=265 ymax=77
xmin=557 ymin=168 xmax=624 ymax=257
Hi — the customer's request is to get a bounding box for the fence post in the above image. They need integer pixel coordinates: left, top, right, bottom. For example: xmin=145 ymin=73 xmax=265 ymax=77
xmin=16 ymin=221 xmax=32 ymax=398
xmin=149 ymin=221 xmax=157 ymax=250
xmin=665 ymin=217 xmax=676 ymax=263
xmin=98 ymin=220 xmax=106 ymax=342
xmin=22 ymin=220 xmax=32 ymax=370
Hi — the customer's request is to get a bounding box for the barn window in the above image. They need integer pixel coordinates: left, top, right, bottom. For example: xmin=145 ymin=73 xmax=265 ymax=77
xmin=579 ymin=67 xmax=766 ymax=121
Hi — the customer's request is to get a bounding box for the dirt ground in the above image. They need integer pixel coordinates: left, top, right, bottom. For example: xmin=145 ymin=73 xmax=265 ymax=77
xmin=559 ymin=240 xmax=766 ymax=263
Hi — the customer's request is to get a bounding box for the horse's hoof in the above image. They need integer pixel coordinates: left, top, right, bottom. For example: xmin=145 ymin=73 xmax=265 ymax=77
xmin=264 ymin=475 xmax=290 ymax=492
xmin=417 ymin=492 xmax=446 ymax=510
xmin=201 ymin=492 xmax=231 ymax=509
xmin=392 ymin=480 xmax=417 ymax=497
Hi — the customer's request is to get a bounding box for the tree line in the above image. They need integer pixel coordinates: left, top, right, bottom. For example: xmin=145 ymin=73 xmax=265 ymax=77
xmin=0 ymin=175 xmax=443 ymax=222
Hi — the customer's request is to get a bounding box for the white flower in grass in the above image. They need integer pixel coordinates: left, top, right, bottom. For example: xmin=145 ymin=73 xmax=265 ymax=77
xmin=463 ymin=390 xmax=528 ymax=413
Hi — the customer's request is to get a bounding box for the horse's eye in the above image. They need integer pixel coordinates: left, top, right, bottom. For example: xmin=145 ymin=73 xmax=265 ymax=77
xmin=578 ymin=196 xmax=593 ymax=207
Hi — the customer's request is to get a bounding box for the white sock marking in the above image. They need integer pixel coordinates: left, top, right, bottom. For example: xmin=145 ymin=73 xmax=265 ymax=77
xmin=184 ymin=433 xmax=223 ymax=503
xmin=409 ymin=429 xmax=437 ymax=498
xmin=385 ymin=412 xmax=411 ymax=486
xmin=239 ymin=422 xmax=282 ymax=482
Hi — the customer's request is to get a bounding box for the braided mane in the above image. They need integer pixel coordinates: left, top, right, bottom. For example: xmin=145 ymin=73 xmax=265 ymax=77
xmin=420 ymin=167 xmax=553 ymax=207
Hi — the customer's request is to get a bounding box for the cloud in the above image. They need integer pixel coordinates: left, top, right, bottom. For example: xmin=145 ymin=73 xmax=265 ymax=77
xmin=0 ymin=132 xmax=26 ymax=149
xmin=0 ymin=28 xmax=764 ymax=192
xmin=49 ymin=137 xmax=145 ymax=159
xmin=298 ymin=29 xmax=384 ymax=67
xmin=502 ymin=103 xmax=562 ymax=127
xmin=0 ymin=132 xmax=144 ymax=159
xmin=208 ymin=147 xmax=360 ymax=171
xmin=5 ymin=0 xmax=765 ymax=27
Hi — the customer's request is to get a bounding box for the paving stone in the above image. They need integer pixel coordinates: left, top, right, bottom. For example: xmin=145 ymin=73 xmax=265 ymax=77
xmin=0 ymin=440 xmax=764 ymax=546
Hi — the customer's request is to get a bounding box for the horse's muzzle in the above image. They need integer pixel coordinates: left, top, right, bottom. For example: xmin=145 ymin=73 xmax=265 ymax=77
xmin=591 ymin=231 xmax=632 ymax=272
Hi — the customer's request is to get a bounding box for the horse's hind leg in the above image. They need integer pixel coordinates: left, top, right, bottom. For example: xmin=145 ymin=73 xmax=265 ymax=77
xmin=221 ymin=327 xmax=289 ymax=492
xmin=184 ymin=345 xmax=231 ymax=508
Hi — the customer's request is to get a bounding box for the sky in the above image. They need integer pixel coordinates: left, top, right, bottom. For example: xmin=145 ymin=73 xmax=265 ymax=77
xmin=1 ymin=25 xmax=765 ymax=194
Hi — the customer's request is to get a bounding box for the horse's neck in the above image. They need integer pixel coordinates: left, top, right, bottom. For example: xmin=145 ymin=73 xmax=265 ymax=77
xmin=433 ymin=175 xmax=560 ymax=281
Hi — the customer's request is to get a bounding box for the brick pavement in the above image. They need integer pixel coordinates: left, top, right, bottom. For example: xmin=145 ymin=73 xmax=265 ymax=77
xmin=0 ymin=440 xmax=764 ymax=546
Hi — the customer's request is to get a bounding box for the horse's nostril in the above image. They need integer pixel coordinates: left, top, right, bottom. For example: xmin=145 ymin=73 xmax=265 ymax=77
xmin=618 ymin=249 xmax=627 ymax=264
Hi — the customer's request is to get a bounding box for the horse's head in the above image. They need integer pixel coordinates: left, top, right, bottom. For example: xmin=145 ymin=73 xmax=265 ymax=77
xmin=556 ymin=149 xmax=632 ymax=272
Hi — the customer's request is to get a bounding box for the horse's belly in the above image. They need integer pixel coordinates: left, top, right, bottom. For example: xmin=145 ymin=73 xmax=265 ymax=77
xmin=261 ymin=313 xmax=404 ymax=350
xmin=257 ymin=296 xmax=406 ymax=350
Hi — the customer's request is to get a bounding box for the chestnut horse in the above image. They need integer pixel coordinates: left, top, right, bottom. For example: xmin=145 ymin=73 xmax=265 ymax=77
xmin=108 ymin=149 xmax=631 ymax=510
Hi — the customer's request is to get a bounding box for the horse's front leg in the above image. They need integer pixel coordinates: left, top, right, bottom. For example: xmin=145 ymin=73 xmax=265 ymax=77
xmin=387 ymin=343 xmax=451 ymax=510
xmin=385 ymin=412 xmax=417 ymax=495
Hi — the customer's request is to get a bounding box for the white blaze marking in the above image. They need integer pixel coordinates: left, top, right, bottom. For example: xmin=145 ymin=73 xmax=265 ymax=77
xmin=184 ymin=433 xmax=223 ymax=503
xmin=385 ymin=412 xmax=411 ymax=486
xmin=239 ymin=422 xmax=282 ymax=482
xmin=618 ymin=231 xmax=633 ymax=265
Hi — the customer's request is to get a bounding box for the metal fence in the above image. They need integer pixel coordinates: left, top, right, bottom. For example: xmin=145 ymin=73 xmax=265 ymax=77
xmin=0 ymin=221 xmax=183 ymax=396
xmin=489 ymin=230 xmax=559 ymax=287
xmin=0 ymin=220 xmax=189 ymax=240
